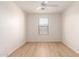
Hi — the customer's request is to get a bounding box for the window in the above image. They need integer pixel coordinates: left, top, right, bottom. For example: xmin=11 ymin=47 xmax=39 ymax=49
xmin=39 ymin=17 xmax=48 ymax=27
xmin=38 ymin=17 xmax=49 ymax=35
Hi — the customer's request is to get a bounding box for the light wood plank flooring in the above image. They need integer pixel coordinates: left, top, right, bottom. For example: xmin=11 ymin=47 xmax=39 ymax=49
xmin=9 ymin=42 xmax=79 ymax=57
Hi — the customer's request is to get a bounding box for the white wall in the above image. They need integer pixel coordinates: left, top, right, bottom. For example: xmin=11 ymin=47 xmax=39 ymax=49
xmin=27 ymin=13 xmax=62 ymax=42
xmin=62 ymin=2 xmax=79 ymax=54
xmin=0 ymin=2 xmax=27 ymax=56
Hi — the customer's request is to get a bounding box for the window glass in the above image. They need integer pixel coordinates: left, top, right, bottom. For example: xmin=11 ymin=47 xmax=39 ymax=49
xmin=39 ymin=17 xmax=49 ymax=35
xmin=39 ymin=17 xmax=48 ymax=26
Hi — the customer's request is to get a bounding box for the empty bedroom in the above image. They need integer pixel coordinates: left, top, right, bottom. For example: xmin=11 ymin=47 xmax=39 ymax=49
xmin=0 ymin=1 xmax=79 ymax=57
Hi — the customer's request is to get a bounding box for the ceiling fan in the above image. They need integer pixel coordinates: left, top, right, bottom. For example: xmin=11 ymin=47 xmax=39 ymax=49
xmin=37 ymin=1 xmax=58 ymax=10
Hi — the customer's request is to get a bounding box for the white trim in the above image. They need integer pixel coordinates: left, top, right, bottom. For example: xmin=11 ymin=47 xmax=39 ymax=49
xmin=62 ymin=41 xmax=79 ymax=55
xmin=7 ymin=41 xmax=26 ymax=57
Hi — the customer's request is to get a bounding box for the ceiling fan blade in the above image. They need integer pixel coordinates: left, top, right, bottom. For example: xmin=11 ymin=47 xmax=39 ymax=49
xmin=47 ymin=4 xmax=58 ymax=7
xmin=37 ymin=1 xmax=58 ymax=10
xmin=41 ymin=1 xmax=58 ymax=8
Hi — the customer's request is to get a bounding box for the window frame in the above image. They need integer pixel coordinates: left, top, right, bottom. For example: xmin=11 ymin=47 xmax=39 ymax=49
xmin=38 ymin=17 xmax=49 ymax=35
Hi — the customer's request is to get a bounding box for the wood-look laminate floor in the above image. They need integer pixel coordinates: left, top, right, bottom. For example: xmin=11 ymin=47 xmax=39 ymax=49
xmin=9 ymin=42 xmax=79 ymax=57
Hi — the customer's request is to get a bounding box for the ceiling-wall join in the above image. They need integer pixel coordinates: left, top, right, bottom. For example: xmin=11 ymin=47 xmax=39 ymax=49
xmin=15 ymin=1 xmax=72 ymax=14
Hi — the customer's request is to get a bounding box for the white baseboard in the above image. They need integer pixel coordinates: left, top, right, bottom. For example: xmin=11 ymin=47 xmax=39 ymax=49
xmin=62 ymin=41 xmax=79 ymax=55
xmin=7 ymin=41 xmax=26 ymax=57
xmin=7 ymin=40 xmax=61 ymax=56
xmin=26 ymin=40 xmax=61 ymax=42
